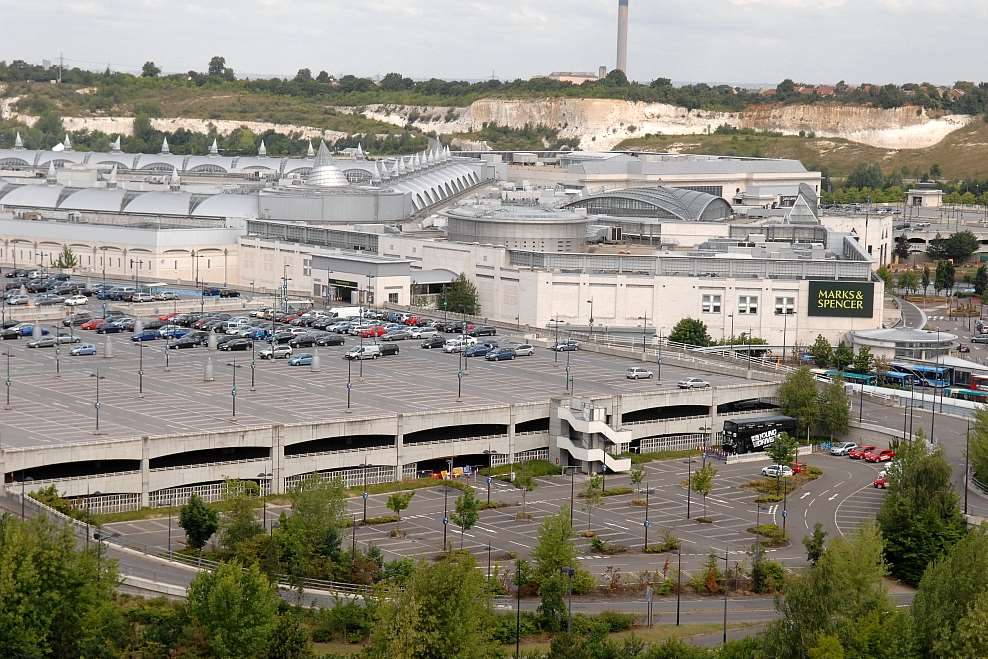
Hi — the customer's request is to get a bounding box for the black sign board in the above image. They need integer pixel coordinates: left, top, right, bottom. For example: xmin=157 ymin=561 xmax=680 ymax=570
xmin=808 ymin=281 xmax=874 ymax=318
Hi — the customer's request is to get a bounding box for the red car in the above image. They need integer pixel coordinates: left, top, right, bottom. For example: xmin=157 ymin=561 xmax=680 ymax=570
xmin=873 ymin=476 xmax=888 ymax=489
xmin=404 ymin=315 xmax=421 ymax=326
xmin=848 ymin=445 xmax=876 ymax=460
xmin=81 ymin=318 xmax=104 ymax=331
xmin=359 ymin=325 xmax=386 ymax=338
xmin=865 ymin=449 xmax=895 ymax=463
xmin=158 ymin=312 xmax=178 ymax=322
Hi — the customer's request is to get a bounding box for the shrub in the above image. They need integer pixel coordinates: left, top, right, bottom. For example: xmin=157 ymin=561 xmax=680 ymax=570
xmin=751 ymin=556 xmax=786 ymax=593
xmin=490 ymin=611 xmax=541 ymax=644
xmin=644 ymin=529 xmax=681 ymax=553
xmin=590 ymin=536 xmax=628 ymax=555
xmin=312 ymin=599 xmax=375 ymax=644
xmin=696 ymin=516 xmax=713 ymax=524
xmin=602 ymin=486 xmax=634 ymax=497
xmin=747 ymin=523 xmax=789 ymax=548
xmin=484 ymin=460 xmax=560 ymax=481
xmin=571 ymin=567 xmax=597 ymax=595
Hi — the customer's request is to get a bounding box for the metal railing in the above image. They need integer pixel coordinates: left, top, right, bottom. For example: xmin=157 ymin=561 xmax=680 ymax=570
xmin=150 ymin=457 xmax=269 ymax=473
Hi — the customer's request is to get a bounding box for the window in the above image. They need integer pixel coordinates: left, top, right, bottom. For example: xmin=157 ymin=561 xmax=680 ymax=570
xmin=388 ymin=293 xmax=399 ymax=304
xmin=738 ymin=295 xmax=758 ymax=315
xmin=774 ymin=296 xmax=795 ymax=315
xmin=701 ymin=294 xmax=721 ymax=313
xmin=302 ymin=259 xmax=311 ymax=277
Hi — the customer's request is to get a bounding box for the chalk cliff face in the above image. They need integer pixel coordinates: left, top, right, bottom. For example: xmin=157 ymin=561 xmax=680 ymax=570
xmin=352 ymin=99 xmax=973 ymax=151
xmin=1 ymin=87 xmax=972 ymax=153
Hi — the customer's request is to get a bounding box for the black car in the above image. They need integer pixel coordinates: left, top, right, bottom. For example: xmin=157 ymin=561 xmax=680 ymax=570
xmin=219 ymin=338 xmax=252 ymax=351
xmin=310 ymin=317 xmax=333 ymax=330
xmin=378 ymin=343 xmax=400 ymax=356
xmin=421 ymin=335 xmax=446 ymax=349
xmin=470 ymin=325 xmax=497 ymax=337
xmin=169 ymin=336 xmax=200 ymax=349
xmin=214 ymin=334 xmax=239 ymax=348
xmin=315 ymin=333 xmax=345 ymax=346
xmin=0 ymin=328 xmax=20 ymax=340
xmin=273 ymin=331 xmax=295 ymax=344
xmin=219 ymin=288 xmax=241 ymax=298
xmin=289 ymin=334 xmax=318 ymax=348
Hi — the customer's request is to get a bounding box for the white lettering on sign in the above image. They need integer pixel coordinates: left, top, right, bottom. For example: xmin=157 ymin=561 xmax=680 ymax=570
xmin=750 ymin=428 xmax=778 ymax=448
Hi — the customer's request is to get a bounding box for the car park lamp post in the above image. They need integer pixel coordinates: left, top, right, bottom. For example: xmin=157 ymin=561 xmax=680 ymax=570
xmin=560 ymin=566 xmax=576 ymax=633
xmin=361 ymin=458 xmax=369 ymax=523
xmin=442 ymin=457 xmax=453 ymax=550
xmin=550 ymin=318 xmax=563 ymax=365
xmin=4 ymin=349 xmax=13 ymax=410
xmin=257 ymin=472 xmax=273 ymax=531
xmin=90 ymin=369 xmax=105 ymax=433
xmin=20 ymin=475 xmax=33 ymax=518
xmin=346 ymin=356 xmax=353 ymax=412
xmin=638 ymin=312 xmax=648 ymax=355
xmin=137 ymin=339 xmax=144 ymax=399
xmin=643 ymin=486 xmax=653 ymax=550
xmin=676 ymin=545 xmax=683 ymax=626
xmin=54 ymin=338 xmax=61 ymax=378
xmin=685 ymin=457 xmax=693 ymax=520
xmin=562 ymin=465 xmax=577 ymax=522
xmin=250 ymin=341 xmax=256 ymax=392
xmin=723 ymin=546 xmax=730 ymax=645
xmin=226 ymin=357 xmax=241 ymax=419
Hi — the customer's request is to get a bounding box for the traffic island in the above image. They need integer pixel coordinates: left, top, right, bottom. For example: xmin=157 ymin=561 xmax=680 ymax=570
xmin=747 ymin=523 xmax=790 ymax=548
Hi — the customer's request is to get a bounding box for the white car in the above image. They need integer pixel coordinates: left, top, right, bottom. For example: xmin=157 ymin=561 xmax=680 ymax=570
xmin=830 ymin=441 xmax=857 ymax=456
xmin=677 ymin=377 xmax=710 ymax=390
xmin=259 ymin=345 xmax=292 ymax=360
xmin=64 ymin=295 xmax=88 ymax=307
xmin=409 ymin=327 xmax=438 ymax=339
xmin=514 ymin=344 xmax=535 ymax=357
xmin=760 ymin=464 xmax=794 ymax=478
xmin=626 ymin=367 xmax=654 ymax=380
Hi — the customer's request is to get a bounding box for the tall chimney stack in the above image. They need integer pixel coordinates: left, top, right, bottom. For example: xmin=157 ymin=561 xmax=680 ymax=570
xmin=616 ymin=0 xmax=629 ymax=74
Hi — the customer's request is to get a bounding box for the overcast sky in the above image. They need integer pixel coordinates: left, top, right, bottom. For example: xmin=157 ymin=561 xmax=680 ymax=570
xmin=0 ymin=0 xmax=981 ymax=86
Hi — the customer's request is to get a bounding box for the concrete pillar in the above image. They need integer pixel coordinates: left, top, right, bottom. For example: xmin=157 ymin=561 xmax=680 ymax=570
xmin=508 ymin=405 xmax=517 ymax=468
xmin=271 ymin=424 xmax=285 ymax=495
xmin=310 ymin=350 xmax=321 ymax=372
xmin=140 ymin=435 xmax=150 ymax=508
xmin=103 ymin=336 xmax=113 ymax=359
xmin=394 ymin=414 xmax=405 ymax=482
xmin=204 ymin=356 xmax=214 ymax=382
xmin=548 ymin=397 xmax=565 ymax=469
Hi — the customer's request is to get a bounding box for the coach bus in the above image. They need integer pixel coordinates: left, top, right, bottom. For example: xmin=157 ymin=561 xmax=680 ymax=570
xmin=890 ymin=362 xmax=950 ymax=388
xmin=722 ymin=415 xmax=797 ymax=455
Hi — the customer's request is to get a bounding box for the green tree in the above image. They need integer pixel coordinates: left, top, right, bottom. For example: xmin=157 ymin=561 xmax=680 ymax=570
xmin=293 ymin=68 xmax=313 ymax=83
xmin=691 ymin=463 xmax=717 ymax=517
xmin=877 ymin=440 xmax=966 ymax=585
xmin=517 ymin=473 xmax=536 ymax=519
xmin=367 ymin=553 xmax=497 ymax=659
xmin=810 ymin=334 xmax=833 ymax=367
xmin=53 ymin=245 xmax=77 ymax=269
xmin=803 ymin=522 xmax=828 ymax=565
xmin=833 ymin=342 xmax=853 ymax=371
xmin=581 ymin=474 xmax=603 ymax=533
xmin=288 ymin=474 xmax=347 ymax=555
xmin=187 ymin=560 xmax=281 ymax=658
xmin=451 ymin=489 xmax=480 ymax=549
xmin=778 ymin=367 xmax=819 ymax=437
xmin=894 ymin=235 xmax=911 ymax=262
xmin=912 ymin=526 xmax=988 ymax=658
xmin=897 ymin=270 xmax=918 ymax=294
xmin=668 ymin=317 xmax=711 ymax=347
xmin=851 ymin=346 xmax=873 ymax=373
xmin=975 ymin=265 xmax=988 ymax=296
xmin=532 ymin=507 xmax=577 ymax=586
xmin=179 ymin=494 xmax=219 ymax=551
xmin=945 ymin=230 xmax=981 ymax=263
xmin=386 ymin=490 xmax=415 ymax=528
xmin=0 ymin=516 xmax=121 ymax=658
xmin=817 ymin=379 xmax=850 ymax=441
xmin=630 ymin=467 xmax=644 ymax=493
xmin=763 ymin=524 xmax=914 ymax=659
xmin=141 ymin=61 xmax=161 ymax=78
xmin=437 ymin=274 xmax=481 ymax=315
xmin=846 ymin=162 xmax=885 ymax=189
xmin=970 ymin=405 xmax=988 ymax=483
xmin=267 ymin=611 xmax=315 ymax=659
xmin=220 ymin=480 xmax=263 ymax=556
xmin=765 ymin=432 xmax=798 ymax=468
xmin=875 ymin=265 xmax=893 ymax=290
xmin=922 ymin=265 xmax=931 ymax=296
xmin=930 ymin=163 xmax=943 ymax=179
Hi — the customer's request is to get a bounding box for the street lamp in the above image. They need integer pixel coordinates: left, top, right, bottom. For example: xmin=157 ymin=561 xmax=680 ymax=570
xmin=257 ymin=471 xmax=273 ymax=531
xmin=642 ymin=486 xmax=654 ymax=550
xmin=281 ymin=264 xmax=292 ymax=314
xmin=442 ymin=457 xmax=453 ymax=551
xmin=560 ymin=566 xmax=576 ymax=633
xmin=587 ymin=298 xmax=594 ymax=338
xmin=685 ymin=456 xmax=694 ymax=519
xmin=226 ymin=357 xmax=242 ymax=419
xmin=4 ymin=349 xmax=13 ymax=409
xmin=360 ymin=457 xmax=370 ymax=523
xmin=550 ymin=317 xmax=563 ymax=365
xmin=90 ymin=369 xmax=105 ymax=433
xmin=20 ymin=475 xmax=33 ymax=518
xmin=638 ymin=311 xmax=648 ymax=356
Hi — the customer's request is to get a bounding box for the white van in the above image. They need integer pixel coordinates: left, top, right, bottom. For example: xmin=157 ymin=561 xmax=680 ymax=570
xmin=330 ymin=307 xmax=363 ymax=320
xmin=344 ymin=345 xmax=381 ymax=360
xmin=223 ymin=318 xmax=249 ymax=333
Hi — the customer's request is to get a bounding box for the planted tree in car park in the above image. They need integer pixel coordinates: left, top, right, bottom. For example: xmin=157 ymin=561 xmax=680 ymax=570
xmin=386 ymin=490 xmax=414 ymax=533
xmin=516 ymin=472 xmax=536 ymax=520
xmin=817 ymin=378 xmax=850 ymax=441
xmin=179 ymin=493 xmax=220 ymax=551
xmin=580 ymin=474 xmax=603 ymax=534
xmin=832 ymin=342 xmax=853 ymax=372
xmin=668 ymin=317 xmax=711 ymax=347
xmin=451 ymin=489 xmax=480 ymax=549
xmin=778 ymin=367 xmax=818 ymax=438
xmin=630 ymin=467 xmax=645 ymax=493
xmin=54 ymin=245 xmax=78 ymax=270
xmin=437 ymin=274 xmax=481 ymax=315
xmin=809 ymin=334 xmax=833 ymax=367
xmin=765 ymin=433 xmax=799 ymax=494
xmin=690 ymin=462 xmax=717 ymax=518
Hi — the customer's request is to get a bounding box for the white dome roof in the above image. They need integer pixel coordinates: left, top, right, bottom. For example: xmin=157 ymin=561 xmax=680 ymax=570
xmin=306 ymin=141 xmax=350 ymax=188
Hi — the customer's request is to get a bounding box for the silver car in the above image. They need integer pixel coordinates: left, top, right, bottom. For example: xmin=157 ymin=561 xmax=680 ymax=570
xmin=830 ymin=441 xmax=857 ymax=456
xmin=677 ymin=377 xmax=710 ymax=389
xmin=626 ymin=367 xmax=654 ymax=380
xmin=514 ymin=344 xmax=535 ymax=357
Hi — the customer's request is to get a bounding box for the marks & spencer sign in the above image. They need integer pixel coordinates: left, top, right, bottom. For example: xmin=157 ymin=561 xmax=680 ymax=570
xmin=808 ymin=281 xmax=874 ymax=318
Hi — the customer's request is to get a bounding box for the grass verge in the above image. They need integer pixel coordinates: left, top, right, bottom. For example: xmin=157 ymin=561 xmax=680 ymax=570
xmin=747 ymin=523 xmax=789 ymax=548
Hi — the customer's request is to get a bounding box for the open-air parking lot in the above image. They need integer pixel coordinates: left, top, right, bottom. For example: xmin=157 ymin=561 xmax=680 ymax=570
xmin=0 ymin=308 xmax=748 ymax=449
xmin=104 ymin=452 xmax=888 ymax=578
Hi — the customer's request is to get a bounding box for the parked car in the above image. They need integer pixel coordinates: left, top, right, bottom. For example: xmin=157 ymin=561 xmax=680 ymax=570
xmin=421 ymin=335 xmax=447 ymax=349
xmin=464 ymin=343 xmax=497 ymax=358
xmin=288 ymin=334 xmax=319 ymax=348
xmin=959 ymin=345 xmax=971 ymax=353
xmin=873 ymin=476 xmax=888 ymax=489
xmin=551 ymin=340 xmax=579 ymax=352
xmin=63 ymin=313 xmax=93 ymax=326
xmin=28 ymin=335 xmax=80 ymax=348
xmin=159 ymin=326 xmax=190 ymax=339
xmin=848 ymin=445 xmax=877 ymax=460
xmin=62 ymin=294 xmax=88 ymax=307
xmin=485 ymin=347 xmax=517 ymax=361
xmin=344 ymin=345 xmax=382 ymax=360
xmin=359 ymin=326 xmax=386 ymax=338
xmin=409 ymin=326 xmax=437 ymax=339
xmin=382 ymin=329 xmax=411 ymax=341
xmin=131 ymin=293 xmax=155 ymax=303
xmin=760 ymin=464 xmax=794 ymax=478
xmin=96 ymin=321 xmax=124 ymax=334
xmin=130 ymin=329 xmax=160 ymax=342
xmin=35 ymin=294 xmax=65 ymax=306
xmin=972 ymin=336 xmax=988 ymax=345
xmin=0 ymin=328 xmax=19 ymax=340
xmin=830 ymin=441 xmax=858 ymax=456
xmin=168 ymin=336 xmax=200 ymax=349
xmin=378 ymin=343 xmax=400 ymax=357
xmin=626 ymin=367 xmax=654 ymax=380
xmin=219 ymin=338 xmax=253 ymax=352
xmin=218 ymin=288 xmax=241 ymax=298
xmin=5 ymin=295 xmax=28 ymax=305
xmin=70 ymin=343 xmax=97 ymax=356
xmin=470 ymin=325 xmax=497 ymax=337
xmin=865 ymin=448 xmax=895 ymax=463
xmin=81 ymin=318 xmax=106 ymax=331
xmin=288 ymin=353 xmax=314 ymax=366
xmin=677 ymin=377 xmax=710 ymax=390
xmin=259 ymin=345 xmax=293 ymax=359
xmin=154 ymin=291 xmax=179 ymax=301
xmin=15 ymin=323 xmax=49 ymax=336
xmin=314 ymin=334 xmax=345 ymax=347
xmin=514 ymin=344 xmax=535 ymax=357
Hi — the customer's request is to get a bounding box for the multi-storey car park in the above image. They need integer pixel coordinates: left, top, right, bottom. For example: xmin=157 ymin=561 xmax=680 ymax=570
xmin=0 ymin=314 xmax=781 ymax=515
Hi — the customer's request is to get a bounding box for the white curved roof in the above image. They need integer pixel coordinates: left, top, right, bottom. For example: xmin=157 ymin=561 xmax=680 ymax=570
xmin=0 ymin=184 xmax=64 ymax=207
xmin=191 ymin=194 xmax=258 ymax=218
xmin=184 ymin=155 xmax=233 ymax=173
xmin=0 ymin=149 xmax=42 ymax=167
xmin=36 ymin=151 xmax=87 ymax=166
xmin=134 ymin=154 xmax=188 ymax=171
xmin=123 ymin=191 xmax=192 ymax=215
xmin=231 ymin=157 xmax=283 ymax=174
xmin=59 ymin=188 xmax=126 ymax=212
xmin=282 ymin=157 xmax=315 ymax=175
xmin=91 ymin=155 xmax=138 ymax=170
